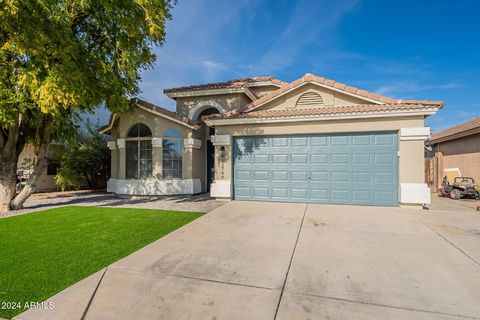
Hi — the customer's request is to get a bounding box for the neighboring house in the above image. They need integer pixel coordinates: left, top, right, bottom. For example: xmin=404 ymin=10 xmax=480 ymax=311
xmin=17 ymin=144 xmax=61 ymax=192
xmin=425 ymin=117 xmax=480 ymax=191
xmin=100 ymin=73 xmax=443 ymax=207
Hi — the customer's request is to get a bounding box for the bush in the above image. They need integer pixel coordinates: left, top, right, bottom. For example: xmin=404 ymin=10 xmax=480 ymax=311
xmin=54 ymin=166 xmax=82 ymax=191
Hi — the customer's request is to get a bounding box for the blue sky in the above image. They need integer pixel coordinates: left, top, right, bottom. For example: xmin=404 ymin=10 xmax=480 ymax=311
xmin=103 ymin=0 xmax=480 ymax=133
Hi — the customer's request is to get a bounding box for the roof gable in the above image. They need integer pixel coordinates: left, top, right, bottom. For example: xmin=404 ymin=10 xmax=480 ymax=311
xmin=99 ymin=99 xmax=198 ymax=134
xmin=239 ymin=74 xmax=399 ymax=114
xmin=252 ymin=82 xmax=375 ymax=113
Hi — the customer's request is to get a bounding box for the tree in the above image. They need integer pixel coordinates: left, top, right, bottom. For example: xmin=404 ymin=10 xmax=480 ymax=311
xmin=55 ymin=123 xmax=110 ymax=191
xmin=0 ymin=0 xmax=174 ymax=213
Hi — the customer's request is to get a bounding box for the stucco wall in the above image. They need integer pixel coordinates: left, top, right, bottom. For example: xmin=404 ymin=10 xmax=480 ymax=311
xmin=109 ymin=107 xmax=201 ymax=183
xmin=114 ymin=108 xmax=193 ymax=139
xmin=213 ymin=116 xmax=426 ymax=185
xmin=428 ymin=133 xmax=480 ymax=156
xmin=17 ymin=144 xmax=57 ymax=192
xmin=443 ymin=152 xmax=480 ymax=181
xmin=254 ymin=83 xmax=370 ymax=112
xmin=175 ymin=93 xmax=247 ymax=118
xmin=250 ymin=85 xmax=281 ymax=98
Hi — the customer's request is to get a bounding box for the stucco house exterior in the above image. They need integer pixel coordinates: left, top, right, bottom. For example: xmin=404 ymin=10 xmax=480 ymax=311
xmin=17 ymin=144 xmax=62 ymax=192
xmin=100 ymin=74 xmax=443 ymax=207
xmin=425 ymin=117 xmax=480 ymax=191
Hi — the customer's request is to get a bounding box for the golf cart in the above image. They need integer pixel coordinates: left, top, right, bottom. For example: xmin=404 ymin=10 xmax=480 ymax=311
xmin=438 ymin=168 xmax=480 ymax=200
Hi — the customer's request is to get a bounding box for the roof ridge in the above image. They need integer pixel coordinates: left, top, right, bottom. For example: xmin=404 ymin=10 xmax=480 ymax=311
xmin=236 ymin=74 xmax=447 ymax=115
xmin=164 ymin=76 xmax=278 ymax=93
xmin=204 ymin=102 xmax=444 ymax=121
xmin=430 ymin=116 xmax=480 ymax=141
xmin=134 ymin=98 xmax=196 ymax=127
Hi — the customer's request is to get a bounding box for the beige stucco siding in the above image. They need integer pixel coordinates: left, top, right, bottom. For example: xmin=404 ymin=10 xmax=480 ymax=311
xmin=254 ymin=83 xmax=371 ymax=112
xmin=214 ymin=116 xmax=426 ymax=185
xmin=444 ymin=152 xmax=480 ymax=181
xmin=250 ymin=85 xmax=282 ymax=98
xmin=114 ymin=108 xmax=193 ymax=139
xmin=109 ymin=107 xmax=199 ymax=182
xmin=17 ymin=144 xmax=58 ymax=192
xmin=175 ymin=93 xmax=247 ymax=118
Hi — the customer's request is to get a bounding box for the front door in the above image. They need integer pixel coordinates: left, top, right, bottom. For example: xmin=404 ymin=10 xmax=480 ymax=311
xmin=206 ymin=140 xmax=215 ymax=192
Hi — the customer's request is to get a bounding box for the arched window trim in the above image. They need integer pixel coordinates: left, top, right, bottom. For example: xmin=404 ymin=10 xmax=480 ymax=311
xmin=162 ymin=129 xmax=183 ymax=179
xmin=125 ymin=123 xmax=152 ymax=179
xmin=126 ymin=123 xmax=152 ymax=138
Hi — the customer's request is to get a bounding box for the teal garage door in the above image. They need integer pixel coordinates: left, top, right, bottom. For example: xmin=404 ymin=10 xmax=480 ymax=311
xmin=233 ymin=132 xmax=398 ymax=206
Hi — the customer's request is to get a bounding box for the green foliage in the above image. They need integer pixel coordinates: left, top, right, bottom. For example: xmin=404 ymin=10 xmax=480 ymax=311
xmin=54 ymin=166 xmax=82 ymax=191
xmin=55 ymin=123 xmax=110 ymax=189
xmin=0 ymin=0 xmax=174 ymax=122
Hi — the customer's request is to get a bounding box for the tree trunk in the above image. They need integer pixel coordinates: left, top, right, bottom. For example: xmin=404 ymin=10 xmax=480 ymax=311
xmin=10 ymin=123 xmax=52 ymax=210
xmin=0 ymin=155 xmax=17 ymax=215
xmin=0 ymin=125 xmax=21 ymax=215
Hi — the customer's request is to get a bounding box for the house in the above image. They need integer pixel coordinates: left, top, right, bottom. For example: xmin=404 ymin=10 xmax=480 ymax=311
xmin=425 ymin=117 xmax=480 ymax=191
xmin=17 ymin=144 xmax=62 ymax=192
xmin=100 ymin=74 xmax=443 ymax=207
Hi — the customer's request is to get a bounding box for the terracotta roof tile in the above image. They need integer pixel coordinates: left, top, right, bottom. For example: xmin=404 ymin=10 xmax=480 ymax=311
xmin=334 ymin=82 xmax=346 ymax=90
xmin=164 ymin=76 xmax=278 ymax=93
xmin=430 ymin=117 xmax=480 ymax=142
xmin=134 ymin=98 xmax=197 ymax=127
xmin=207 ymin=102 xmax=443 ymax=121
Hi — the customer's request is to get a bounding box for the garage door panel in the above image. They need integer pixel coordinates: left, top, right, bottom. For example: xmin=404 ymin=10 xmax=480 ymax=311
xmin=331 ymin=153 xmax=349 ymax=164
xmin=310 ymin=189 xmax=329 ymax=200
xmin=311 ymin=154 xmax=329 ymax=164
xmin=352 ymin=154 xmax=372 ymax=165
xmin=291 ymin=188 xmax=308 ymax=199
xmin=233 ymin=132 xmax=398 ymax=206
xmin=310 ymin=136 xmax=328 ymax=146
xmin=331 ymin=135 xmax=349 ymax=145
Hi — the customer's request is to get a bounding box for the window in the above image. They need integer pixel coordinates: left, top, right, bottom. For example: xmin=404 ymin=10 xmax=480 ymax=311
xmin=162 ymin=129 xmax=183 ymax=179
xmin=47 ymin=159 xmax=59 ymax=175
xmin=126 ymin=123 xmax=152 ymax=179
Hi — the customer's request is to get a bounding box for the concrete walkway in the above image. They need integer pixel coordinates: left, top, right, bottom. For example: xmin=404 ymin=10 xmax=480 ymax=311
xmin=15 ymin=201 xmax=480 ymax=319
xmin=3 ymin=191 xmax=223 ymax=218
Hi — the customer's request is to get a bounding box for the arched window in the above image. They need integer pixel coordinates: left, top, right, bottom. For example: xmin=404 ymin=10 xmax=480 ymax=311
xmin=126 ymin=123 xmax=152 ymax=179
xmin=162 ymin=129 xmax=183 ymax=179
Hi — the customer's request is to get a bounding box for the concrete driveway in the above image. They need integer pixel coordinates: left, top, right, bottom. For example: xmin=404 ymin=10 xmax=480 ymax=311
xmin=16 ymin=201 xmax=480 ymax=320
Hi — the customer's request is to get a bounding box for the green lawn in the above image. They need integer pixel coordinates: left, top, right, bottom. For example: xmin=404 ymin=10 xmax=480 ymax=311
xmin=0 ymin=206 xmax=202 ymax=319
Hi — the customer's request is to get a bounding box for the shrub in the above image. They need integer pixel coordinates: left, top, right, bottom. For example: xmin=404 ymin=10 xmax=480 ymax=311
xmin=54 ymin=166 xmax=82 ymax=191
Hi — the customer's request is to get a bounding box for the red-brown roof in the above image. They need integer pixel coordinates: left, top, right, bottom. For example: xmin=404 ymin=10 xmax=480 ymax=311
xmin=235 ymin=74 xmax=436 ymax=114
xmin=206 ymin=102 xmax=443 ymax=121
xmin=99 ymin=99 xmax=197 ymax=134
xmin=134 ymin=98 xmax=196 ymax=127
xmin=163 ymin=76 xmax=282 ymax=94
xmin=429 ymin=117 xmax=480 ymax=143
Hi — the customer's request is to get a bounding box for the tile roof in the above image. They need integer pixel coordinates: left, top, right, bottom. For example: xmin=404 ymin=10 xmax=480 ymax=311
xmin=235 ymin=74 xmax=419 ymax=114
xmin=99 ymin=99 xmax=197 ymax=133
xmin=206 ymin=102 xmax=443 ymax=120
xmin=134 ymin=98 xmax=197 ymax=127
xmin=429 ymin=117 xmax=480 ymax=143
xmin=163 ymin=76 xmax=282 ymax=93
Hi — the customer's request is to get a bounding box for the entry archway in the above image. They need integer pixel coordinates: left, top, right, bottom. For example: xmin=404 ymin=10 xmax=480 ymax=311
xmin=188 ymin=100 xmax=226 ymax=121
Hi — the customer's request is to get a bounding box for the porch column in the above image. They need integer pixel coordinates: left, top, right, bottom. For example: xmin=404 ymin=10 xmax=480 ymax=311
xmin=210 ymin=135 xmax=232 ymax=199
xmin=152 ymin=138 xmax=163 ymax=179
xmin=107 ymin=141 xmax=117 ymax=178
xmin=399 ymin=127 xmax=431 ymax=206
xmin=117 ymin=139 xmax=126 ymax=179
xmin=183 ymin=138 xmax=202 ymax=179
